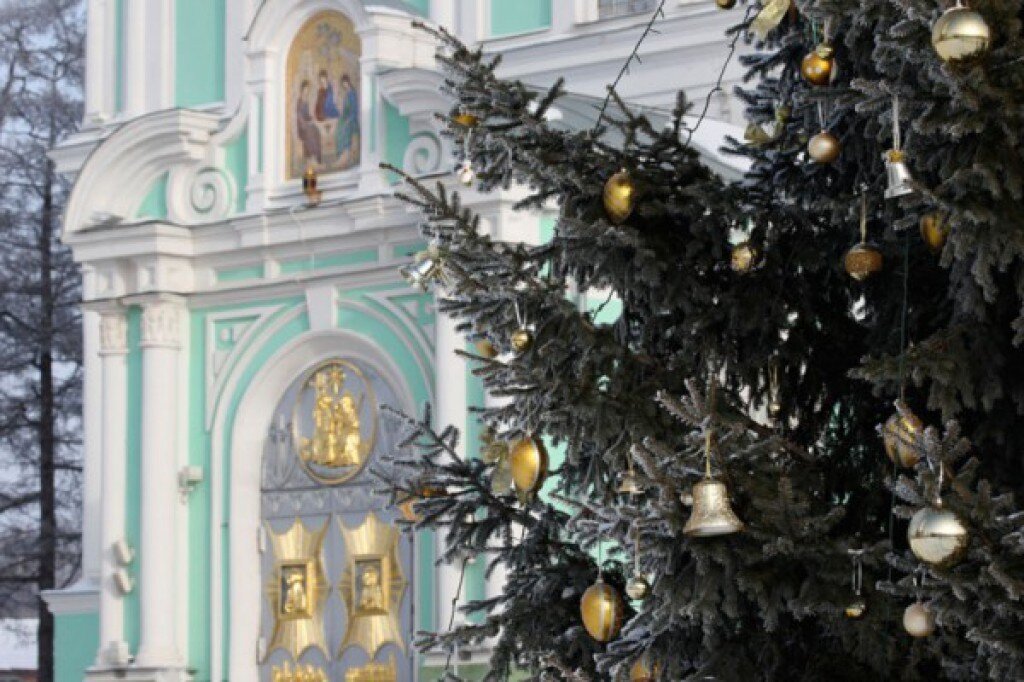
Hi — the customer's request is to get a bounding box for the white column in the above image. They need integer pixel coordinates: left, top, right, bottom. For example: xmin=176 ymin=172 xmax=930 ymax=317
xmin=122 ymin=0 xmax=174 ymax=116
xmin=81 ymin=310 xmax=103 ymax=587
xmin=134 ymin=298 xmax=185 ymax=672
xmin=84 ymin=0 xmax=117 ymax=124
xmin=95 ymin=310 xmax=129 ymax=665
xmin=434 ymin=306 xmax=468 ymax=631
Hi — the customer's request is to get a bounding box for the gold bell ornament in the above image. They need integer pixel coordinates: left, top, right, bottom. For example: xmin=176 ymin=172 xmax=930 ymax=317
xmin=509 ymin=435 xmax=548 ymax=500
xmin=903 ymin=601 xmax=936 ymax=637
xmin=845 ymin=194 xmax=883 ymax=281
xmin=801 ymin=43 xmax=835 ymax=86
xmin=932 ymin=1 xmax=991 ymax=63
xmin=302 ymin=166 xmax=322 ymax=206
xmin=730 ymin=241 xmax=759 ymax=274
xmin=603 ymin=168 xmax=636 ymax=224
xmin=400 ymin=244 xmax=446 ymax=291
xmin=580 ymin=575 xmax=625 ymax=642
xmin=618 ymin=451 xmax=644 ymax=496
xmin=683 ymin=432 xmax=744 ymax=537
xmin=808 ymin=130 xmax=841 ymax=164
xmin=920 ymin=212 xmax=951 ymax=253
xmin=883 ymin=95 xmax=914 ymax=200
xmin=881 ymin=401 xmax=924 ymax=468
xmin=844 ymin=549 xmax=868 ymax=620
xmin=908 ymin=472 xmax=969 ymax=568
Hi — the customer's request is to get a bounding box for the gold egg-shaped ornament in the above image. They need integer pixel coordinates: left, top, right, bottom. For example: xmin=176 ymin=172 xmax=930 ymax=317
xmin=920 ymin=212 xmax=951 ymax=253
xmin=801 ymin=44 xmax=835 ymax=86
xmin=625 ymin=575 xmax=651 ymax=601
xmin=903 ymin=601 xmax=936 ymax=638
xmin=510 ymin=328 xmax=534 ymax=354
xmin=629 ymin=656 xmax=660 ymax=682
xmin=452 ymin=111 xmax=480 ymax=128
xmin=932 ymin=5 xmax=991 ymax=63
xmin=474 ymin=338 xmax=498 ymax=359
xmin=509 ymin=436 xmax=548 ymax=498
xmin=730 ymin=241 xmax=759 ymax=273
xmin=603 ymin=169 xmax=636 ymax=225
xmin=844 ymin=242 xmax=883 ymax=281
xmin=716 ymin=0 xmax=736 ymax=8
xmin=808 ymin=130 xmax=842 ymax=164
xmin=908 ymin=505 xmax=969 ymax=568
xmin=844 ymin=599 xmax=868 ymax=620
xmin=882 ymin=409 xmax=924 ymax=468
xmin=580 ymin=577 xmax=625 ymax=642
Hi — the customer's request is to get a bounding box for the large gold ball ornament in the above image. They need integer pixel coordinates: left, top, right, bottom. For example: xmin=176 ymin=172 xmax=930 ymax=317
xmin=920 ymin=212 xmax=951 ymax=253
xmin=580 ymin=578 xmax=625 ymax=642
xmin=882 ymin=409 xmax=924 ymax=468
xmin=908 ymin=505 xmax=969 ymax=568
xmin=625 ymin=575 xmax=651 ymax=601
xmin=730 ymin=241 xmax=759 ymax=273
xmin=603 ymin=169 xmax=636 ymax=224
xmin=808 ymin=130 xmax=842 ymax=164
xmin=509 ymin=436 xmax=548 ymax=497
xmin=510 ymin=328 xmax=534 ymax=354
xmin=932 ymin=6 xmax=991 ymax=63
xmin=844 ymin=242 xmax=883 ymax=281
xmin=801 ymin=44 xmax=835 ymax=86
xmin=903 ymin=602 xmax=936 ymax=638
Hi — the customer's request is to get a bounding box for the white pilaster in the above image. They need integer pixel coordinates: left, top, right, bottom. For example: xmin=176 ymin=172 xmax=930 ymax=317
xmin=93 ymin=310 xmax=131 ymax=668
xmin=133 ymin=298 xmax=186 ymax=675
xmin=122 ymin=0 xmax=174 ymax=117
xmin=81 ymin=310 xmax=103 ymax=587
xmin=84 ymin=0 xmax=117 ymax=124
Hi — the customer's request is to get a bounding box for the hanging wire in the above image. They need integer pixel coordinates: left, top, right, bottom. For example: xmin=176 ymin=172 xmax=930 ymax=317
xmin=442 ymin=556 xmax=470 ymax=675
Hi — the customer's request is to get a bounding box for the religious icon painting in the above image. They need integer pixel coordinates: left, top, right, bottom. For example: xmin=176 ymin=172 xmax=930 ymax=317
xmin=285 ymin=11 xmax=362 ymax=180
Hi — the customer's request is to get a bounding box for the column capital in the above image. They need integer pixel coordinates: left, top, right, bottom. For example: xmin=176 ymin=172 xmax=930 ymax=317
xmin=139 ymin=299 xmax=184 ymax=349
xmin=98 ymin=312 xmax=129 ymax=356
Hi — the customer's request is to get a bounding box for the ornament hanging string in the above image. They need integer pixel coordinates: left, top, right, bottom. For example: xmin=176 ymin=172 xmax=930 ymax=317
xmin=442 ymin=555 xmax=470 ymax=675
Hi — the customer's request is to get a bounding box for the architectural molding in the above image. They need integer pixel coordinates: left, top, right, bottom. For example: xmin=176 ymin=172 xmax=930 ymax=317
xmin=99 ymin=311 xmax=129 ymax=355
xmin=42 ymin=585 xmax=100 ymax=616
xmin=140 ymin=299 xmax=185 ymax=349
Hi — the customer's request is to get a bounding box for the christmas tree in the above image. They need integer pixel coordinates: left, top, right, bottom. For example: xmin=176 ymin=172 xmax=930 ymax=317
xmin=379 ymin=0 xmax=1024 ymax=677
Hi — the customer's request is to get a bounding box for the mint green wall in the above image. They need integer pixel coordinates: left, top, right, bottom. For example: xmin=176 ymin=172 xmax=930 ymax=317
xmin=224 ymin=129 xmax=249 ymax=214
xmin=124 ymin=308 xmax=142 ymax=650
xmin=175 ymin=0 xmax=226 ymax=106
xmin=402 ymin=0 xmax=430 ymax=15
xmin=114 ymin=0 xmax=124 ymax=112
xmin=490 ymin=0 xmax=551 ymax=37
xmin=215 ymin=264 xmax=265 ymax=284
xmin=279 ymin=248 xmax=378 ymax=275
xmin=54 ymin=612 xmax=99 ymax=682
xmin=136 ymin=173 xmax=168 ymax=220
xmin=384 ymin=101 xmax=411 ymax=183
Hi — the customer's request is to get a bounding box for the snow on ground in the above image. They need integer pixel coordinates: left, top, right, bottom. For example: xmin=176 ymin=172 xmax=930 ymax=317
xmin=0 ymin=619 xmax=37 ymax=670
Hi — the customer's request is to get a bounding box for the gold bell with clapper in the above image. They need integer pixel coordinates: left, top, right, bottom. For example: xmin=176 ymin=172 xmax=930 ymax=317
xmin=683 ymin=431 xmax=744 ymax=537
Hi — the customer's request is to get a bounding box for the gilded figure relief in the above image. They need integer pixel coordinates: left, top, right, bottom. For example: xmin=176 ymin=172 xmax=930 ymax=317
xmin=286 ymin=11 xmax=361 ymax=180
xmin=264 ymin=519 xmax=329 ymax=659
xmin=345 ymin=654 xmax=398 ymax=682
xmin=272 ymin=662 xmax=329 ymax=682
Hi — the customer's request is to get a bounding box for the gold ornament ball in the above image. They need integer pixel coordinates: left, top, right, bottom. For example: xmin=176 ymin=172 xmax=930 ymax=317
xmin=509 ymin=436 xmax=549 ymax=497
xmin=903 ymin=602 xmax=936 ymax=638
xmin=580 ymin=578 xmax=625 ymax=642
xmin=920 ymin=212 xmax=951 ymax=253
xmin=882 ymin=410 xmax=924 ymax=468
xmin=603 ymin=169 xmax=636 ymax=225
xmin=844 ymin=242 xmax=883 ymax=281
xmin=716 ymin=0 xmax=736 ymax=8
xmin=453 ymin=111 xmax=480 ymax=128
xmin=932 ymin=6 xmax=991 ymax=63
xmin=801 ymin=44 xmax=835 ymax=86
xmin=731 ymin=241 xmax=759 ymax=273
xmin=808 ymin=130 xmax=842 ymax=163
xmin=511 ymin=328 xmax=534 ymax=354
xmin=625 ymin=575 xmax=651 ymax=601
xmin=474 ymin=338 xmax=498 ymax=359
xmin=844 ymin=599 xmax=868 ymax=620
xmin=908 ymin=505 xmax=969 ymax=568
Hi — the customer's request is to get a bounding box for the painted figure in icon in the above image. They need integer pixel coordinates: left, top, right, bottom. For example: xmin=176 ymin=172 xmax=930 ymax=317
xmin=295 ymin=80 xmax=322 ymax=165
xmin=358 ymin=564 xmax=384 ymax=612
xmin=335 ymin=74 xmax=360 ymax=167
xmin=281 ymin=567 xmax=308 ymax=615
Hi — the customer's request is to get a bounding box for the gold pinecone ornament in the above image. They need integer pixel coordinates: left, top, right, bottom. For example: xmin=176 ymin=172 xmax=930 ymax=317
xmin=808 ymin=130 xmax=841 ymax=163
xmin=580 ymin=576 xmax=625 ymax=642
xmin=903 ymin=601 xmax=937 ymax=637
xmin=908 ymin=503 xmax=969 ymax=568
xmin=603 ymin=169 xmax=636 ymax=224
xmin=509 ymin=436 xmax=548 ymax=499
xmin=932 ymin=2 xmax=991 ymax=63
xmin=801 ymin=44 xmax=835 ymax=86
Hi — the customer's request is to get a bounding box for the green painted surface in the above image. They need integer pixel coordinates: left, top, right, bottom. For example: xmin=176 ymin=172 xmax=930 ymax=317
xmin=256 ymin=95 xmax=264 ymax=172
xmin=490 ymin=0 xmax=551 ymax=37
xmin=384 ymin=101 xmax=411 ymax=184
xmin=175 ymin=0 xmax=226 ymax=106
xmin=189 ymin=311 xmax=212 ymax=681
xmin=369 ymin=79 xmax=378 ymax=155
xmin=403 ymin=0 xmax=430 ymax=16
xmin=216 ymin=264 xmax=265 ymax=284
xmin=135 ymin=173 xmax=168 ymax=220
xmin=54 ymin=612 xmax=99 ymax=682
xmin=114 ymin=0 xmax=124 ymax=112
xmin=224 ymin=128 xmax=249 ymax=214
xmin=589 ymin=292 xmax=623 ymax=326
xmin=279 ymin=248 xmax=379 ymax=275
xmin=393 ymin=240 xmax=428 ymax=260
xmin=539 ymin=214 xmax=557 ymax=243
xmin=124 ymin=307 xmax=142 ymax=650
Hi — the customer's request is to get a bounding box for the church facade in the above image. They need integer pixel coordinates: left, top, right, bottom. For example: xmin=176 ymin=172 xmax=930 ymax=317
xmin=43 ymin=2 xmax=743 ymax=681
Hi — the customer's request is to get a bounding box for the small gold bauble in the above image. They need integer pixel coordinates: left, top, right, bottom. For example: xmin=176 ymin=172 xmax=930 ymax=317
xmin=730 ymin=241 xmax=758 ymax=273
xmin=908 ymin=505 xmax=969 ymax=568
xmin=844 ymin=242 xmax=883 ymax=281
xmin=715 ymin=0 xmax=736 ymax=8
xmin=844 ymin=599 xmax=868 ymax=620
xmin=453 ymin=112 xmax=480 ymax=128
xmin=801 ymin=44 xmax=835 ymax=86
xmin=603 ymin=169 xmax=636 ymax=224
xmin=903 ymin=601 xmax=936 ymax=637
xmin=509 ymin=436 xmax=548 ymax=497
xmin=629 ymin=656 xmax=660 ymax=682
xmin=580 ymin=578 xmax=625 ymax=642
xmin=882 ymin=410 xmax=924 ymax=468
xmin=510 ymin=328 xmax=534 ymax=354
xmin=625 ymin=575 xmax=651 ymax=601
xmin=920 ymin=212 xmax=951 ymax=253
xmin=474 ymin=338 xmax=498 ymax=359
xmin=808 ymin=130 xmax=841 ymax=163
xmin=932 ymin=6 xmax=991 ymax=63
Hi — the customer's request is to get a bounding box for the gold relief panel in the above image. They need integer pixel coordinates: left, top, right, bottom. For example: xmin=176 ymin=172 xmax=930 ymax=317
xmin=292 ymin=360 xmax=378 ymax=486
xmin=345 ymin=654 xmax=397 ymax=682
xmin=264 ymin=519 xmax=329 ymax=659
xmin=338 ymin=513 xmax=408 ymax=658
xmin=271 ymin=662 xmax=329 ymax=682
